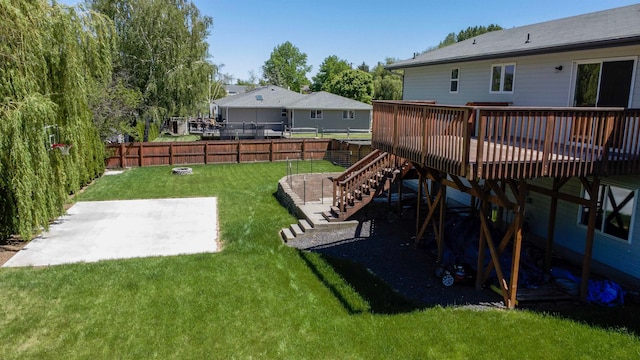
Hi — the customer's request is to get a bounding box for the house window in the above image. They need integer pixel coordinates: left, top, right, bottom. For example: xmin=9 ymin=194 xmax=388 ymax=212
xmin=310 ymin=110 xmax=322 ymax=119
xmin=281 ymin=108 xmax=287 ymax=118
xmin=579 ymin=184 xmax=636 ymax=242
xmin=342 ymin=110 xmax=355 ymax=119
xmin=572 ymin=58 xmax=634 ymax=107
xmin=450 ymin=68 xmax=459 ymax=93
xmin=490 ymin=63 xmax=515 ymax=93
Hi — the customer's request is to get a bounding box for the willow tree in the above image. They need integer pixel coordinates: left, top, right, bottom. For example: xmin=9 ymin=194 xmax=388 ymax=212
xmin=88 ymin=0 xmax=215 ymax=128
xmin=0 ymin=1 xmax=114 ymax=241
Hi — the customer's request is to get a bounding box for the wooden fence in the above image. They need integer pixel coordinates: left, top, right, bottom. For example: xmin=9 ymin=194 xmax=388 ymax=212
xmin=105 ymin=139 xmax=375 ymax=168
xmin=106 ymin=139 xmax=335 ymax=168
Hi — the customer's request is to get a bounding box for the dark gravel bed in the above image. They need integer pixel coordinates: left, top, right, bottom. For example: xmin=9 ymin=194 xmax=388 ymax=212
xmin=287 ymin=203 xmax=504 ymax=309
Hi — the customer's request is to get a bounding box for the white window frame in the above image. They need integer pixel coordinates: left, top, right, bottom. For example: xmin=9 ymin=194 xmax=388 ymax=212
xmin=489 ymin=63 xmax=516 ymax=93
xmin=450 ymin=68 xmax=460 ymax=93
xmin=578 ymin=183 xmax=637 ymax=243
xmin=310 ymin=110 xmax=322 ymax=119
xmin=342 ymin=110 xmax=355 ymax=120
xmin=567 ymin=56 xmax=638 ymax=107
xmin=281 ymin=108 xmax=287 ymax=118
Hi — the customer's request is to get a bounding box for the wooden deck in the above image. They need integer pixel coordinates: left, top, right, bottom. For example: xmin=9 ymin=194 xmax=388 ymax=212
xmin=373 ymin=102 xmax=640 ymax=180
xmin=370 ymin=101 xmax=640 ymax=308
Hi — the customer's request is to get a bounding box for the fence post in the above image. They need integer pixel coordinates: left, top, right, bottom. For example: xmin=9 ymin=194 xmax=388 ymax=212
xmin=120 ymin=143 xmax=125 ymax=168
xmin=237 ymin=141 xmax=241 ymax=163
xmin=301 ymin=139 xmax=306 ymax=161
xmin=347 ymin=127 xmax=350 ymax=139
xmin=139 ymin=142 xmax=143 ymax=167
xmin=204 ymin=142 xmax=208 ymax=165
xmin=169 ymin=142 xmax=174 ymax=165
xmin=270 ymin=140 xmax=274 ymax=162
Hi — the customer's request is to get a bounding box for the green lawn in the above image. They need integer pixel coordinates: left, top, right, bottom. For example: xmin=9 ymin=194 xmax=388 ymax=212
xmin=288 ymin=132 xmax=371 ymax=140
xmin=153 ymin=134 xmax=201 ymax=142
xmin=1 ymin=162 xmax=639 ymax=359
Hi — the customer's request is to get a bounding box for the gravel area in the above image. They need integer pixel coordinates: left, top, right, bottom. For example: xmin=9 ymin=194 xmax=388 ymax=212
xmin=287 ymin=201 xmax=504 ymax=309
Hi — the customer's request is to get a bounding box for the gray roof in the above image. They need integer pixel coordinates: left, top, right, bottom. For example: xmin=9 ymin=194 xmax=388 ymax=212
xmin=214 ymin=86 xmax=372 ymax=110
xmin=388 ymin=4 xmax=640 ymax=69
xmin=287 ymin=91 xmax=372 ymax=110
xmin=224 ymin=85 xmax=250 ymax=94
xmin=214 ymin=85 xmax=304 ymax=108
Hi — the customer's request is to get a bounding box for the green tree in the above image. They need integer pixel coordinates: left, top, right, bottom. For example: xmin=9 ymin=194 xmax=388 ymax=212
xmin=311 ymin=55 xmax=350 ymax=92
xmin=88 ymin=0 xmax=215 ymax=132
xmin=371 ymin=59 xmax=403 ymax=101
xmin=436 ymin=24 xmax=503 ymax=49
xmin=1 ymin=1 xmax=114 ymax=241
xmin=326 ymin=69 xmax=374 ymax=104
xmin=456 ymin=24 xmax=503 ymax=42
xmin=88 ymin=77 xmax=143 ymax=141
xmin=236 ymin=70 xmax=258 ymax=91
xmin=357 ymin=62 xmax=370 ymax=73
xmin=262 ymin=41 xmax=311 ymax=92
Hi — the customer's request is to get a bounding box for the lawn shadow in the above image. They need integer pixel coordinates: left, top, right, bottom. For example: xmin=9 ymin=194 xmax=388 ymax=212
xmin=293 ymin=208 xmax=501 ymax=314
xmin=298 ymin=250 xmax=424 ymax=314
xmin=295 ymin=209 xmax=640 ymax=334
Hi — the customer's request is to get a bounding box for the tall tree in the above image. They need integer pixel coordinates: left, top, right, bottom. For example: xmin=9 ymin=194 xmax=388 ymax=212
xmin=311 ymin=55 xmax=350 ymax=92
xmin=436 ymin=24 xmax=503 ymax=49
xmin=371 ymin=58 xmax=403 ymax=101
xmin=262 ymin=41 xmax=311 ymax=92
xmin=1 ymin=1 xmax=114 ymax=241
xmin=357 ymin=62 xmax=370 ymax=73
xmin=326 ymin=69 xmax=374 ymax=104
xmin=88 ymin=0 xmax=214 ymax=124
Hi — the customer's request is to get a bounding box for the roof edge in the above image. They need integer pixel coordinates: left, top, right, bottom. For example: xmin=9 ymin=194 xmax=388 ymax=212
xmin=387 ymin=35 xmax=640 ymax=70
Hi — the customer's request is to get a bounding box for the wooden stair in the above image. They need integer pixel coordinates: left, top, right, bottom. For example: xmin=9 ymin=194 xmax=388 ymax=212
xmin=326 ymin=150 xmax=410 ymax=221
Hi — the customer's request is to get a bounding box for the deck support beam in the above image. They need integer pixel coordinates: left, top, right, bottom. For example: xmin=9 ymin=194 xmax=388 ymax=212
xmin=580 ymin=176 xmax=600 ymax=301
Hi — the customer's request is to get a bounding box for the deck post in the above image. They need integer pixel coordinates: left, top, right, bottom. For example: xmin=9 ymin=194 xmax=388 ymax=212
xmin=475 ymin=193 xmax=489 ymax=291
xmin=507 ymin=180 xmax=527 ymax=309
xmin=415 ymin=172 xmax=423 ymax=236
xmin=581 ymin=175 xmax=600 ymax=300
xmin=545 ymin=177 xmax=561 ymax=272
xmin=438 ymin=182 xmax=447 ymax=262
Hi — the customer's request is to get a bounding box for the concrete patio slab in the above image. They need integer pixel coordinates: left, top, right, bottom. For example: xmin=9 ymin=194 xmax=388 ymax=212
xmin=2 ymin=197 xmax=218 ymax=267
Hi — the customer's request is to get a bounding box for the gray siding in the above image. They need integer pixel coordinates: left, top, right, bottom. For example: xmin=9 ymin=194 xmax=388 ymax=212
xmin=292 ymin=109 xmax=370 ymax=130
xmin=222 ymin=107 xmax=286 ymax=127
xmin=403 ymin=45 xmax=640 ymax=107
xmin=516 ymin=176 xmax=640 ymax=281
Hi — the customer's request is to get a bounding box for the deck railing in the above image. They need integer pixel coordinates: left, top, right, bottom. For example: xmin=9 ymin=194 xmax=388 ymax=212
xmin=373 ymin=101 xmax=640 ymax=179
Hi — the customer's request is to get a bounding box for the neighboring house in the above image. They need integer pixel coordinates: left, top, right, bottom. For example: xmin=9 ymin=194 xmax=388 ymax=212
xmin=387 ymin=4 xmax=640 ymax=286
xmin=213 ymin=86 xmax=303 ymax=131
xmin=224 ymin=85 xmax=250 ymax=96
xmin=287 ymin=91 xmax=372 ymax=130
xmin=213 ymin=85 xmax=372 ymax=132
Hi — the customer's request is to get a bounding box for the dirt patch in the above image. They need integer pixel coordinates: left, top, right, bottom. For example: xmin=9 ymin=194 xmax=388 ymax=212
xmin=0 ymin=238 xmax=27 ymax=267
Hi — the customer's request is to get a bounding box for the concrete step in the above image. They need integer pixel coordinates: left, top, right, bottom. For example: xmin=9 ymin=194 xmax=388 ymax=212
xmin=280 ymin=228 xmax=295 ymax=242
xmin=322 ymin=210 xmax=342 ymax=223
xmin=298 ymin=219 xmax=313 ymax=232
xmin=290 ymin=223 xmax=304 ymax=237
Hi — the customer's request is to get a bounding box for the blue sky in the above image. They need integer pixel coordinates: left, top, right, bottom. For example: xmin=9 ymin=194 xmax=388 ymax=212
xmin=61 ymin=1 xmax=639 ymax=82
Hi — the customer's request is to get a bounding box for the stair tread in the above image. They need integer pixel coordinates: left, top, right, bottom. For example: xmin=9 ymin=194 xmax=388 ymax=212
xmin=298 ymin=219 xmax=313 ymax=231
xmin=281 ymin=228 xmax=295 ymax=242
xmin=290 ymin=223 xmax=304 ymax=236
